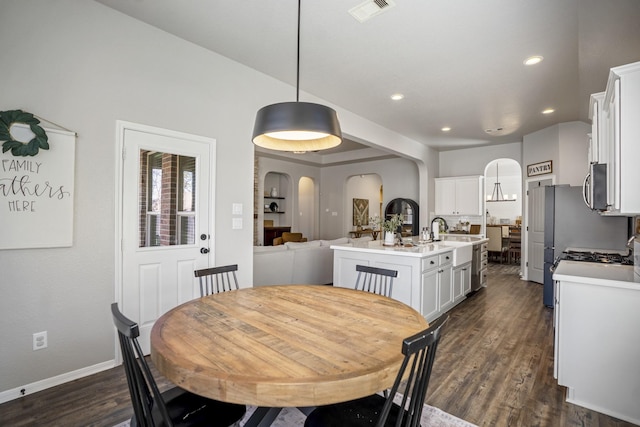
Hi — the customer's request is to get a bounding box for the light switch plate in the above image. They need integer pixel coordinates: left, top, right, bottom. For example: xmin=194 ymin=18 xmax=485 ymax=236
xmin=232 ymin=218 xmax=243 ymax=229
xmin=232 ymin=203 xmax=243 ymax=215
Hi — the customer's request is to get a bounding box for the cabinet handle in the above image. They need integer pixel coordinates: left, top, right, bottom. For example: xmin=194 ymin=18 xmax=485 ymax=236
xmin=438 ymin=269 xmax=443 ymax=273
xmin=446 ymin=256 xmax=450 ymax=260
xmin=430 ymin=260 xmax=435 ymax=265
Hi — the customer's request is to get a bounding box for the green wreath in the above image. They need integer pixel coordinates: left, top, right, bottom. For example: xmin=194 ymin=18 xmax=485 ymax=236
xmin=0 ymin=109 xmax=49 ymax=157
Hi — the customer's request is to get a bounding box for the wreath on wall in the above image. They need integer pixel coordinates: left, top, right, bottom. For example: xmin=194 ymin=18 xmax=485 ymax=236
xmin=0 ymin=109 xmax=49 ymax=157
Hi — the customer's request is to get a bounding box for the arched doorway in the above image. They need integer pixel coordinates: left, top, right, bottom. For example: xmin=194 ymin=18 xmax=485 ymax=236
xmin=298 ymin=176 xmax=315 ymax=240
xmin=484 ymin=159 xmax=522 ymax=225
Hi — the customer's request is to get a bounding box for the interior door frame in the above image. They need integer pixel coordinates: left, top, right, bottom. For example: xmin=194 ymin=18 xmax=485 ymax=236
xmin=523 ymin=174 xmax=555 ymax=281
xmin=113 ymin=120 xmax=216 ymax=363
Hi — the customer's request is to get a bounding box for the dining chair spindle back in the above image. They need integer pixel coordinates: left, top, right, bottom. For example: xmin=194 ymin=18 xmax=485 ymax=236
xmin=355 ymin=265 xmax=398 ymax=298
xmin=194 ymin=264 xmax=239 ymax=297
xmin=111 ymin=303 xmax=246 ymax=427
xmin=304 ymin=314 xmax=449 ymax=427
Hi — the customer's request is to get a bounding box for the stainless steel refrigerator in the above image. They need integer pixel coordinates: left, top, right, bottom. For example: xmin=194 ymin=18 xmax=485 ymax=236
xmin=543 ymin=185 xmax=629 ymax=306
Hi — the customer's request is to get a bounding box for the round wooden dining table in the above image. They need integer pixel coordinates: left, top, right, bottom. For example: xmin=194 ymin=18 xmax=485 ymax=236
xmin=150 ymin=284 xmax=429 ymax=411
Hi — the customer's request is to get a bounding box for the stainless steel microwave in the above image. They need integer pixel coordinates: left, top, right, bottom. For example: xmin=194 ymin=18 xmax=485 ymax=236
xmin=582 ymin=162 xmax=608 ymax=211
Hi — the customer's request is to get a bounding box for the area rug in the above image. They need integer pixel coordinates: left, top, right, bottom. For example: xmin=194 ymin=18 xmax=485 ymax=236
xmin=113 ymin=402 xmax=477 ymax=427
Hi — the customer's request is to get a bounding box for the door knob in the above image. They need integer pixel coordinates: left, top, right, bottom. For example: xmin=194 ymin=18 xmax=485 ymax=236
xmin=200 ymin=247 xmax=209 ymax=254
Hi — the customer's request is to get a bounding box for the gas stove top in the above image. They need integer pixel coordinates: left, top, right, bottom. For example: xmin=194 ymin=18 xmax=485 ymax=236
xmin=562 ymin=249 xmax=634 ymax=265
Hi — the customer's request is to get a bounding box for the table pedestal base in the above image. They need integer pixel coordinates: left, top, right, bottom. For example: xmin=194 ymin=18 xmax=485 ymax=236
xmin=243 ymin=406 xmax=315 ymax=427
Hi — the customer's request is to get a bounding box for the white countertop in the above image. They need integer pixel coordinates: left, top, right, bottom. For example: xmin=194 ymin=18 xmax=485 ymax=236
xmin=440 ymin=233 xmax=489 ymax=242
xmin=331 ymin=239 xmax=462 ymax=258
xmin=439 ymin=235 xmax=488 ymax=243
xmin=553 ymin=260 xmax=640 ymax=290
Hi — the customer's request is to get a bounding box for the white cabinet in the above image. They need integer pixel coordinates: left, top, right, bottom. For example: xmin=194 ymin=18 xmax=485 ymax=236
xmin=436 ymin=254 xmax=453 ymax=313
xmin=588 ymin=92 xmax=605 ymax=165
xmin=599 ymin=61 xmax=640 ymax=215
xmin=453 ymin=261 xmax=472 ymax=303
xmin=421 ymin=268 xmax=439 ymax=321
xmin=554 ymin=273 xmax=640 ymax=424
xmin=462 ymin=262 xmax=472 ymax=294
xmin=420 ymin=253 xmax=453 ymax=321
xmin=333 ymin=245 xmax=462 ymax=324
xmin=435 ymin=176 xmax=483 ymax=215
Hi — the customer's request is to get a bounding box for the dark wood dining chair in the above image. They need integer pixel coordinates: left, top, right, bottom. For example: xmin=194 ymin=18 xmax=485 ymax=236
xmin=304 ymin=314 xmax=449 ymax=427
xmin=111 ymin=303 xmax=246 ymax=427
xmin=355 ymin=265 xmax=398 ymax=298
xmin=194 ymin=264 xmax=239 ymax=297
xmin=508 ymin=227 xmax=521 ymax=264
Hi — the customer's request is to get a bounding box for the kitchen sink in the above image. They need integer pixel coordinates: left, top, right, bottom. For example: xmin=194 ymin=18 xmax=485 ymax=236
xmin=440 ymin=240 xmax=473 ymax=266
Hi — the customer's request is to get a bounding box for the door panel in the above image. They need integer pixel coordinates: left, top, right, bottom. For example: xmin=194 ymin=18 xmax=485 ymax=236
xmin=118 ymin=123 xmax=215 ymax=354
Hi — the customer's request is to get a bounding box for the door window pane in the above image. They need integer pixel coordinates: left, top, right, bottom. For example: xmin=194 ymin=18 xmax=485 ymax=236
xmin=140 ymin=151 xmax=197 ymax=247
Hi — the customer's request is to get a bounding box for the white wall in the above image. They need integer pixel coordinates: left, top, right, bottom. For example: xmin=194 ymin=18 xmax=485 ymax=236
xmin=523 ymin=125 xmax=560 ymax=182
xmin=558 ymin=121 xmax=590 ymax=185
xmin=0 ymin=0 xmax=433 ymax=399
xmin=439 ymin=142 xmax=522 ymax=177
xmin=346 ymin=174 xmax=383 ymax=230
xmin=522 ymin=121 xmax=590 ymax=186
xmin=320 ymin=158 xmax=420 ymax=239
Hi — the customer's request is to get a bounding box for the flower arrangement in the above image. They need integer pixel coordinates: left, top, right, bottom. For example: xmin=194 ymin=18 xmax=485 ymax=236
xmin=369 ymin=215 xmax=382 ymax=230
xmin=382 ymin=213 xmax=403 ymax=233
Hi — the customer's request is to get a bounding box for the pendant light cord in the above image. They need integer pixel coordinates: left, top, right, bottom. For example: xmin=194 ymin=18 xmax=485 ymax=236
xmin=296 ymin=0 xmax=301 ymax=102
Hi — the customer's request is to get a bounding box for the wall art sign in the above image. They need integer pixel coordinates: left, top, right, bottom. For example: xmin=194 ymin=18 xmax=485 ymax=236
xmin=527 ymin=160 xmax=552 ymax=177
xmin=352 ymin=198 xmax=369 ymax=226
xmin=0 ymin=123 xmax=76 ymax=249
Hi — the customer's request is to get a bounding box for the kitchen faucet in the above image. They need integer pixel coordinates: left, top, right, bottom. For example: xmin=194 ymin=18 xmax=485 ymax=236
xmin=430 ymin=217 xmax=448 ymax=241
xmin=626 ymin=235 xmax=636 ymax=255
xmin=431 ymin=217 xmax=448 ymax=232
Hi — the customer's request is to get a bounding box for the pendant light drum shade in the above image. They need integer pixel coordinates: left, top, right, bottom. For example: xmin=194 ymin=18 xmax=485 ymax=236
xmin=252 ymin=101 xmax=342 ymax=152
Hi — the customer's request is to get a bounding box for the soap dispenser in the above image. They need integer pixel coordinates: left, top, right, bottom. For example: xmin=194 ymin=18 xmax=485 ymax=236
xmin=421 ymin=227 xmax=430 ymax=242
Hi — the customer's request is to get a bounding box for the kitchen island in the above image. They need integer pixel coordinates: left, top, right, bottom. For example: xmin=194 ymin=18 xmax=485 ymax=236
xmin=552 ymin=261 xmax=640 ymax=425
xmin=332 ymin=236 xmax=487 ymax=322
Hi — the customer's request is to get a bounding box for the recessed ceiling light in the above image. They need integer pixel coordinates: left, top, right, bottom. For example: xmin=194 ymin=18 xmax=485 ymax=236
xmin=390 ymin=93 xmax=404 ymax=101
xmin=542 ymin=108 xmax=555 ymax=114
xmin=524 ymin=55 xmax=543 ymax=66
xmin=485 ymin=127 xmax=504 ymax=133
xmin=441 ymin=127 xmax=451 ymax=132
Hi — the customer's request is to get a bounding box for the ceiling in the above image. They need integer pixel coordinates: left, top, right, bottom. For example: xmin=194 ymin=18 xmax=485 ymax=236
xmin=96 ymin=0 xmax=640 ymax=160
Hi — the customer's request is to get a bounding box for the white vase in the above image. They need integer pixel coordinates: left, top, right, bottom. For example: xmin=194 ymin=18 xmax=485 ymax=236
xmin=384 ymin=231 xmax=395 ymax=245
xmin=270 ymin=187 xmax=278 ymax=197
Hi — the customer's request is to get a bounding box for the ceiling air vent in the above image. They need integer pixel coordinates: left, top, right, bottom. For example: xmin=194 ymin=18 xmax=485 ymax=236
xmin=348 ymin=0 xmax=396 ymax=23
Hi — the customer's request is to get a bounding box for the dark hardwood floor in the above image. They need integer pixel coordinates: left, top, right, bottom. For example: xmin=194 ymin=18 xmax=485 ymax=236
xmin=0 ymin=263 xmax=634 ymax=427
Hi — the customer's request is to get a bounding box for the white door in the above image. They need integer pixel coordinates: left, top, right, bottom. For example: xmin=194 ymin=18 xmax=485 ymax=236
xmin=526 ymin=178 xmax=552 ymax=283
xmin=117 ymin=122 xmax=215 ymax=354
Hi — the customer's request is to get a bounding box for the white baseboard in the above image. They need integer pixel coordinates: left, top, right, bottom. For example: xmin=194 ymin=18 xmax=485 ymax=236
xmin=0 ymin=360 xmax=116 ymax=404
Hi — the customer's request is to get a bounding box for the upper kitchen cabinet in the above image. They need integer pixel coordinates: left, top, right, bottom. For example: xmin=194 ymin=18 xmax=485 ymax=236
xmin=601 ymin=61 xmax=640 ymax=215
xmin=435 ymin=176 xmax=483 ymax=216
xmin=588 ymin=92 xmax=606 ymax=165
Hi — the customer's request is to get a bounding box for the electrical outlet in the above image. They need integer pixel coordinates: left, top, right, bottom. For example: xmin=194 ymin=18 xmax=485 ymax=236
xmin=33 ymin=331 xmax=47 ymax=350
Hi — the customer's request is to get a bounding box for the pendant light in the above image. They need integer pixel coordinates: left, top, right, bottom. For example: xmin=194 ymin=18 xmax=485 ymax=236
xmin=252 ymin=0 xmax=342 ymax=152
xmin=487 ymin=162 xmax=516 ymax=202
